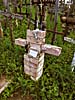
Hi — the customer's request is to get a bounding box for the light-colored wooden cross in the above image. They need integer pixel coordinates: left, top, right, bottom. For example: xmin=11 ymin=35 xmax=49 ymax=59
xmin=15 ymin=29 xmax=62 ymax=81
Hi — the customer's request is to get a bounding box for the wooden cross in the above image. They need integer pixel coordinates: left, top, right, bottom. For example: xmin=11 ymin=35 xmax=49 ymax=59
xmin=15 ymin=29 xmax=62 ymax=81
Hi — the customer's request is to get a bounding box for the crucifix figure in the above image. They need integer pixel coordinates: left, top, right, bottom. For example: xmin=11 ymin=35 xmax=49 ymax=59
xmin=15 ymin=29 xmax=62 ymax=81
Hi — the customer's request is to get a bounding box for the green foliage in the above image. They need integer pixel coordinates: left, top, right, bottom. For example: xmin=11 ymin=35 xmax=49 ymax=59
xmin=0 ymin=9 xmax=75 ymax=100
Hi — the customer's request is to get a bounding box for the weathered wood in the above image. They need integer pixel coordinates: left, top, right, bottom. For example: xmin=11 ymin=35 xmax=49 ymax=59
xmin=0 ymin=22 xmax=3 ymax=38
xmin=64 ymin=37 xmax=75 ymax=44
xmin=32 ymin=0 xmax=55 ymax=4
xmin=47 ymin=29 xmax=64 ymax=35
xmin=0 ymin=82 xmax=10 ymax=94
xmin=9 ymin=19 xmax=14 ymax=46
xmin=60 ymin=16 xmax=75 ymax=24
xmin=0 ymin=75 xmax=10 ymax=94
xmin=0 ymin=10 xmax=23 ymax=20
xmin=51 ymin=0 xmax=59 ymax=44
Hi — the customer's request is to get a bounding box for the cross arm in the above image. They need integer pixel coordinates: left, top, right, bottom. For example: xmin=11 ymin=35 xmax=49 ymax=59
xmin=42 ymin=44 xmax=62 ymax=56
xmin=0 ymin=10 xmax=23 ymax=20
xmin=15 ymin=38 xmax=28 ymax=47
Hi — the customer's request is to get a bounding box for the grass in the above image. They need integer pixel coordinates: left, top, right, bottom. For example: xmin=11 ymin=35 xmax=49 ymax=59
xmin=0 ymin=4 xmax=75 ymax=100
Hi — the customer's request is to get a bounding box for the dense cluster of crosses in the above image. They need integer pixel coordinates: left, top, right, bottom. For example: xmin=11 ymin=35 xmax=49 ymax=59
xmin=0 ymin=0 xmax=75 ymax=80
xmin=0 ymin=0 xmax=75 ymax=44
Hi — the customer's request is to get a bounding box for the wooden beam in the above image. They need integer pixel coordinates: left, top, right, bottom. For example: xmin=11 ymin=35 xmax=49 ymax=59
xmin=0 ymin=75 xmax=10 ymax=94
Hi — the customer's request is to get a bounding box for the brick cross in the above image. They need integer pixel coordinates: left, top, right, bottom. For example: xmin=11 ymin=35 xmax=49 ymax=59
xmin=15 ymin=29 xmax=62 ymax=81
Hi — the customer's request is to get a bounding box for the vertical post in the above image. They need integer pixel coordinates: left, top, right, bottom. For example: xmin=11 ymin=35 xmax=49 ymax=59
xmin=19 ymin=0 xmax=22 ymax=14
xmin=3 ymin=0 xmax=10 ymax=12
xmin=39 ymin=1 xmax=46 ymax=30
xmin=25 ymin=0 xmax=27 ymax=17
xmin=63 ymin=1 xmax=71 ymax=41
xmin=39 ymin=1 xmax=43 ymax=30
xmin=34 ymin=5 xmax=39 ymax=29
xmin=19 ymin=0 xmax=23 ymax=25
xmin=9 ymin=18 xmax=14 ymax=46
xmin=27 ymin=0 xmax=32 ymax=29
xmin=42 ymin=3 xmax=47 ymax=31
xmin=51 ymin=0 xmax=59 ymax=44
xmin=13 ymin=0 xmax=18 ymax=13
xmin=0 ymin=22 xmax=3 ymax=38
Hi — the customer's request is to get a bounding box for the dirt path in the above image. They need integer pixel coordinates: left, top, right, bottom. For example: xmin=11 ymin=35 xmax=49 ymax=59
xmin=8 ymin=88 xmax=33 ymax=100
xmin=0 ymin=75 xmax=10 ymax=94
